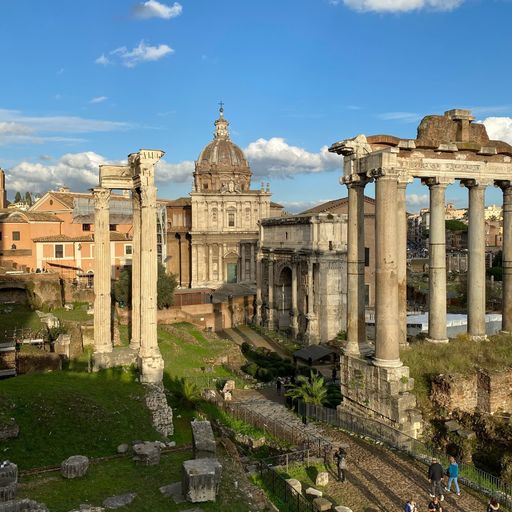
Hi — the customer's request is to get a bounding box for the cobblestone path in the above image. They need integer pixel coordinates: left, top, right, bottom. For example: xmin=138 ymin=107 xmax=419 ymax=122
xmin=234 ymin=389 xmax=487 ymax=512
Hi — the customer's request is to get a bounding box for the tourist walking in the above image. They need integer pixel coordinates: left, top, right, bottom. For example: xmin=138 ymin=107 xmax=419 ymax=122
xmin=334 ymin=447 xmax=347 ymax=482
xmin=487 ymin=497 xmax=500 ymax=511
xmin=276 ymin=377 xmax=282 ymax=396
xmin=404 ymin=498 xmax=418 ymax=512
xmin=428 ymin=457 xmax=445 ymax=501
xmin=446 ymin=455 xmax=460 ymax=496
xmin=428 ymin=496 xmax=443 ymax=511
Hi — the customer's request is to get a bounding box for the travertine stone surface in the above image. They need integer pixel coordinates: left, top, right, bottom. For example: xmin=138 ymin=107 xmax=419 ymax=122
xmin=132 ymin=442 xmax=160 ymax=466
xmin=191 ymin=420 xmax=216 ymax=459
xmin=61 ymin=455 xmax=89 ymax=479
xmin=182 ymin=458 xmax=222 ymax=503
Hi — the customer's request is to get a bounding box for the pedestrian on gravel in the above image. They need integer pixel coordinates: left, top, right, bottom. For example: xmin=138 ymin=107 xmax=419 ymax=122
xmin=276 ymin=377 xmax=282 ymax=395
xmin=334 ymin=447 xmax=347 ymax=482
xmin=487 ymin=497 xmax=500 ymax=511
xmin=428 ymin=496 xmax=443 ymax=511
xmin=404 ymin=498 xmax=418 ymax=512
xmin=428 ymin=457 xmax=445 ymax=501
xmin=446 ymin=455 xmax=460 ymax=496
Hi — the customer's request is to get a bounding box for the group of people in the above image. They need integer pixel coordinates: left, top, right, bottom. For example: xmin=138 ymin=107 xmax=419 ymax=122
xmin=404 ymin=456 xmax=501 ymax=511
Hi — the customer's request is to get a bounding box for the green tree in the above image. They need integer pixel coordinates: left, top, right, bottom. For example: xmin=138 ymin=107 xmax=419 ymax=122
xmin=14 ymin=191 xmax=22 ymax=203
xmin=113 ymin=262 xmax=177 ymax=309
xmin=24 ymin=192 xmax=33 ymax=206
xmin=445 ymin=219 xmax=468 ymax=232
xmin=285 ymin=371 xmax=328 ymax=406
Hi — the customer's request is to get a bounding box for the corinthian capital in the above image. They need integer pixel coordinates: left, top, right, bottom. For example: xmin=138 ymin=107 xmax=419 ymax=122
xmin=93 ymin=188 xmax=111 ymax=210
xmin=140 ymin=184 xmax=157 ymax=208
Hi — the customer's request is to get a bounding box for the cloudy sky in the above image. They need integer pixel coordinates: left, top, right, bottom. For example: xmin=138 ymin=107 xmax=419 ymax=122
xmin=1 ymin=0 xmax=512 ymax=212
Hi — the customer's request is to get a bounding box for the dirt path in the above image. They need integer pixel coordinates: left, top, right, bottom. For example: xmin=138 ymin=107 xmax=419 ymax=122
xmin=234 ymin=389 xmax=487 ymax=512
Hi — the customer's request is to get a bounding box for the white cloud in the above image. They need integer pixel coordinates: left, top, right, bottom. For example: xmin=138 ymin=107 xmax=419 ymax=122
xmin=6 ymin=152 xmax=107 ymax=194
xmin=101 ymin=40 xmax=174 ymax=68
xmin=244 ymin=137 xmax=341 ymax=177
xmin=89 ymin=96 xmax=108 ymax=104
xmin=406 ymin=193 xmax=429 ymax=209
xmin=341 ymin=0 xmax=464 ymax=12
xmin=95 ymin=54 xmax=110 ymax=66
xmin=133 ymin=1 xmax=182 ymax=19
xmin=156 ymin=160 xmax=194 ymax=183
xmin=379 ymin=111 xmax=421 ymax=123
xmin=482 ymin=117 xmax=512 ymax=145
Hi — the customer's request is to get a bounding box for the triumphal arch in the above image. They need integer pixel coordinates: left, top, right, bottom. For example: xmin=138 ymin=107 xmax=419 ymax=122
xmin=329 ymin=109 xmax=512 ymax=437
xmin=93 ymin=149 xmax=165 ymax=384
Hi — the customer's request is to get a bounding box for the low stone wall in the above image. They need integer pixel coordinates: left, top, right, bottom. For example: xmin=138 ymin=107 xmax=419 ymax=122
xmin=17 ymin=351 xmax=61 ymax=374
xmin=431 ymin=368 xmax=512 ymax=414
xmin=0 ymin=274 xmax=62 ymax=309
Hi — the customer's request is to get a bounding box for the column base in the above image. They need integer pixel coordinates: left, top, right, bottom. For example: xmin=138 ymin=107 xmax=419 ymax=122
xmin=359 ymin=342 xmax=374 ymax=357
xmin=139 ymin=354 xmax=164 ymax=384
xmin=372 ymin=357 xmax=403 ymax=369
xmin=469 ymin=334 xmax=487 ymax=341
xmin=129 ymin=340 xmax=141 ymax=351
xmin=499 ymin=330 xmax=511 ymax=335
xmin=343 ymin=340 xmax=360 ymax=357
xmin=425 ymin=337 xmax=449 ymax=344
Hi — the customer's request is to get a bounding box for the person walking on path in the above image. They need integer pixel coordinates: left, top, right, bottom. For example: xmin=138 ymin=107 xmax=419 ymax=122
xmin=446 ymin=455 xmax=460 ymax=496
xmin=428 ymin=496 xmax=443 ymax=511
xmin=276 ymin=377 xmax=282 ymax=396
xmin=487 ymin=497 xmax=500 ymax=511
xmin=428 ymin=457 xmax=445 ymax=501
xmin=334 ymin=447 xmax=347 ymax=482
xmin=404 ymin=498 xmax=418 ymax=512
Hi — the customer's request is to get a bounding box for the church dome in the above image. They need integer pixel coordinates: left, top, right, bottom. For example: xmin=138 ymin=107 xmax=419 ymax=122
xmin=193 ymin=106 xmax=252 ymax=193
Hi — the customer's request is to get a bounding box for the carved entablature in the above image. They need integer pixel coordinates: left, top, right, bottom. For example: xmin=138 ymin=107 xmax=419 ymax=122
xmin=99 ymin=165 xmax=134 ymax=190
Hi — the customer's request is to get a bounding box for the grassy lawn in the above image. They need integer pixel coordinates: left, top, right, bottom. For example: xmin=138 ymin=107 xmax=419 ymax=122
xmin=0 ymin=369 xmax=160 ymax=470
xmin=52 ymin=302 xmax=91 ymax=323
xmin=402 ymin=333 xmax=512 ymax=405
xmin=18 ymin=449 xmax=253 ymax=512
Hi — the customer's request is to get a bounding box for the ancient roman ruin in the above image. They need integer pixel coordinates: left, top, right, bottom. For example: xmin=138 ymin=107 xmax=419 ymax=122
xmin=93 ymin=149 xmax=165 ymax=384
xmin=329 ymin=109 xmax=512 ymax=436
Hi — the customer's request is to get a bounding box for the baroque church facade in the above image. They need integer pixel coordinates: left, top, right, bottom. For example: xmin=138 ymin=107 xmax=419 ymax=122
xmin=166 ymin=107 xmax=283 ymax=289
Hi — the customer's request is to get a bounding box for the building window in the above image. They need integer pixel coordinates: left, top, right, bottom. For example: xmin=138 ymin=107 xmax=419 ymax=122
xmin=125 ymin=244 xmax=133 ymax=255
xmin=109 ymin=224 xmax=117 ymax=232
xmin=203 ymin=183 xmax=208 ymax=190
xmin=82 ymin=223 xmax=91 ymax=231
xmin=55 ymin=244 xmax=64 ymax=259
xmin=228 ymin=212 xmax=235 ymax=227
xmin=212 ymin=208 xmax=218 ymax=223
xmin=0 ymin=232 xmax=2 ymax=241
xmin=365 ymin=247 xmax=370 ymax=267
xmin=12 ymin=231 xmax=20 ymax=241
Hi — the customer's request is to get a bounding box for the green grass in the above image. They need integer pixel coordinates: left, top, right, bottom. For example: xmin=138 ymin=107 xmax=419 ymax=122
xmin=402 ymin=333 xmax=512 ymax=405
xmin=52 ymin=302 xmax=91 ymax=323
xmin=0 ymin=303 xmax=43 ymax=340
xmin=0 ymin=369 xmax=160 ymax=470
xmin=18 ymin=449 xmax=253 ymax=512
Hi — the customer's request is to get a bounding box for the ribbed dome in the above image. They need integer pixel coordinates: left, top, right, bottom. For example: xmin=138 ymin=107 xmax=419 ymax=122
xmin=193 ymin=106 xmax=252 ymax=193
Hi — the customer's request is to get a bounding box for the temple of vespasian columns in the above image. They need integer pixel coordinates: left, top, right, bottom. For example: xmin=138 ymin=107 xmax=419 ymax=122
xmin=329 ymin=109 xmax=512 ymax=437
xmin=93 ymin=149 xmax=165 ymax=384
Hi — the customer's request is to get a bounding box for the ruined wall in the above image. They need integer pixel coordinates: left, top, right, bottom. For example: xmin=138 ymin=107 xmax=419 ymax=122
xmin=0 ymin=274 xmax=63 ymax=309
xmin=431 ymin=369 xmax=512 ymax=415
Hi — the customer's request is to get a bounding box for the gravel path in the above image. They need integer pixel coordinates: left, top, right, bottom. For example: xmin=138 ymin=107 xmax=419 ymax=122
xmin=234 ymin=389 xmax=488 ymax=512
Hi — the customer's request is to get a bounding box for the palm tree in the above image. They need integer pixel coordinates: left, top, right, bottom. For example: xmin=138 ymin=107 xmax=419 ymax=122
xmin=285 ymin=371 xmax=328 ymax=406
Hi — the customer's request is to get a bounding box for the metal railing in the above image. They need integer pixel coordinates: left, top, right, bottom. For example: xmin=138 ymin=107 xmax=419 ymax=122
xmin=298 ymin=401 xmax=512 ymax=509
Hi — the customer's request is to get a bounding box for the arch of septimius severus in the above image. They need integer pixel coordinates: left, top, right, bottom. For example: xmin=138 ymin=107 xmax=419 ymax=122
xmin=329 ymin=109 xmax=512 ymax=437
xmin=93 ymin=149 xmax=165 ymax=384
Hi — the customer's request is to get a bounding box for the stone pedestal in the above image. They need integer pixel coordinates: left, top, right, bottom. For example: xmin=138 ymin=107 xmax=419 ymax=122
xmin=132 ymin=442 xmax=161 ymax=466
xmin=61 ymin=456 xmax=89 ymax=479
xmin=312 ymin=497 xmax=332 ymax=511
xmin=182 ymin=458 xmax=222 ymax=503
xmin=138 ymin=355 xmax=164 ymax=385
xmin=339 ymin=355 xmax=423 ymax=438
xmin=191 ymin=421 xmax=216 ymax=459
xmin=0 ymin=462 xmax=17 ymax=503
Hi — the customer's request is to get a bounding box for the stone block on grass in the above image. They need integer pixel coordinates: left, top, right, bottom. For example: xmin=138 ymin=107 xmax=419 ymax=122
xmin=102 ymin=493 xmax=136 ymax=509
xmin=312 ymin=497 xmax=332 ymax=511
xmin=191 ymin=420 xmax=216 ymax=459
xmin=285 ymin=478 xmax=302 ymax=495
xmin=182 ymin=458 xmax=222 ymax=503
xmin=315 ymin=471 xmax=329 ymax=487
xmin=61 ymin=456 xmax=89 ymax=479
xmin=132 ymin=442 xmax=160 ymax=466
xmin=333 ymin=506 xmax=353 ymax=512
xmin=306 ymin=487 xmax=322 ymax=498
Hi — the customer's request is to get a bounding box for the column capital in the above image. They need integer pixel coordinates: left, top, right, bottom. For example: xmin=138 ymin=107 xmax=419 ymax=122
xmin=421 ymin=176 xmax=454 ymax=188
xmin=92 ymin=187 xmax=111 ymax=209
xmin=460 ymin=178 xmax=492 ymax=189
xmin=367 ymin=167 xmax=398 ymax=181
xmin=397 ymin=172 xmax=414 ymax=188
xmin=496 ymin=180 xmax=512 ymax=192
xmin=341 ymin=173 xmax=369 ymax=188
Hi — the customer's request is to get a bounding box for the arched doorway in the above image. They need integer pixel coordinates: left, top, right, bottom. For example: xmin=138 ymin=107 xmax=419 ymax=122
xmin=277 ymin=266 xmax=292 ymax=330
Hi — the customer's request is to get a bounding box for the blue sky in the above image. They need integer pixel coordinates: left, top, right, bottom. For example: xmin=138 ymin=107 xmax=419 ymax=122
xmin=1 ymin=0 xmax=512 ymax=212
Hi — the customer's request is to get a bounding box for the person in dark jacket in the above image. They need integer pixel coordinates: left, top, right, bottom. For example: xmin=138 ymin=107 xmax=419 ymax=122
xmin=334 ymin=447 xmax=347 ymax=482
xmin=428 ymin=457 xmax=445 ymax=501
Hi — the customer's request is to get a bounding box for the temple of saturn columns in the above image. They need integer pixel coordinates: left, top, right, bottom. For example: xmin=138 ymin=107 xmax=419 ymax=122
xmin=93 ymin=149 xmax=165 ymax=384
xmin=329 ymin=109 xmax=512 ymax=436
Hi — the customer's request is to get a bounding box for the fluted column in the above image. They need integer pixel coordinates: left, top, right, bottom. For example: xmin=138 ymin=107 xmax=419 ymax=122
xmin=130 ymin=188 xmax=141 ymax=351
xmin=374 ymin=171 xmax=402 ymax=368
xmin=463 ymin=179 xmax=487 ymax=340
xmin=255 ymin=250 xmax=262 ymax=324
xmin=397 ymin=179 xmax=410 ymax=348
xmin=93 ymin=187 xmax=112 ymax=354
xmin=219 ymin=244 xmax=224 ymax=283
xmin=424 ymin=178 xmax=449 ymax=344
xmin=241 ymin=244 xmax=246 ymax=281
xmin=290 ymin=260 xmax=298 ymax=338
xmin=250 ymin=243 xmax=255 ymax=281
xmin=267 ymin=254 xmax=275 ymax=328
xmin=498 ymin=181 xmax=512 ymax=332
xmin=305 ymin=259 xmax=318 ymax=344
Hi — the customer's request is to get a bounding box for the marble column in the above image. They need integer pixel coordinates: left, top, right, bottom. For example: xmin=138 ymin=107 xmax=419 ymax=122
xmin=93 ymin=187 xmax=112 ymax=354
xmin=498 ymin=181 xmax=512 ymax=332
xmin=374 ymin=171 xmax=402 ymax=367
xmin=130 ymin=188 xmax=141 ymax=351
xmin=267 ymin=254 xmax=275 ymax=328
xmin=397 ymin=179 xmax=410 ymax=348
xmin=250 ymin=243 xmax=255 ymax=282
xmin=290 ymin=261 xmax=298 ymax=338
xmin=305 ymin=259 xmax=318 ymax=344
xmin=464 ymin=179 xmax=487 ymax=340
xmin=424 ymin=178 xmax=449 ymax=344
xmin=241 ymin=244 xmax=246 ymax=282
xmin=255 ymin=250 xmax=262 ymax=324
xmin=219 ymin=244 xmax=224 ymax=283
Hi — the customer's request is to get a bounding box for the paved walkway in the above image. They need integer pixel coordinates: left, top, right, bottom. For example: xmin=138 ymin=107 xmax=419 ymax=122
xmin=234 ymin=389 xmax=487 ymax=512
xmin=222 ymin=325 xmax=289 ymax=357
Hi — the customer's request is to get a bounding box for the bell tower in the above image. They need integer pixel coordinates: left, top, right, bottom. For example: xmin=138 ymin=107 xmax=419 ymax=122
xmin=0 ymin=169 xmax=6 ymax=209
